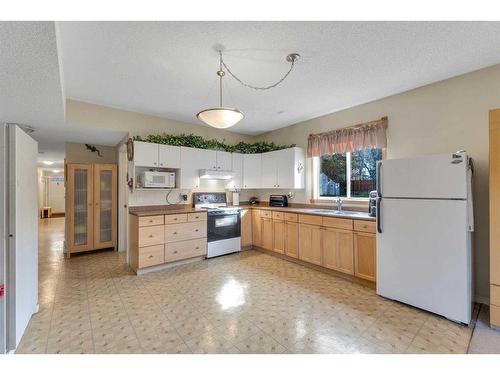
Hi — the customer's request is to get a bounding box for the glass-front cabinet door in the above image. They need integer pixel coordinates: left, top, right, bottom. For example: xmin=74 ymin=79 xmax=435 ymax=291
xmin=67 ymin=164 xmax=94 ymax=253
xmin=93 ymin=164 xmax=117 ymax=249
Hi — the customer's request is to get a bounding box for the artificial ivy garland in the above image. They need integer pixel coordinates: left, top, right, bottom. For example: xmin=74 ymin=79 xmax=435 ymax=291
xmin=133 ymin=133 xmax=296 ymax=154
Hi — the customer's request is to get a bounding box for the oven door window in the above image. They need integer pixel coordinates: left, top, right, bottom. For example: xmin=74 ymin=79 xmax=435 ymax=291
xmin=208 ymin=214 xmax=241 ymax=242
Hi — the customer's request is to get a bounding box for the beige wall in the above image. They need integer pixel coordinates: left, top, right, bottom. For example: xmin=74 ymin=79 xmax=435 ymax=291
xmin=254 ymin=63 xmax=500 ymax=302
xmin=65 ymin=99 xmax=254 ymax=143
xmin=65 ymin=142 xmax=118 ymax=164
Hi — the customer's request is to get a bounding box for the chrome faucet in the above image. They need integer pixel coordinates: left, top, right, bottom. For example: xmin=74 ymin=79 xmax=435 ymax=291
xmin=335 ymin=197 xmax=343 ymax=211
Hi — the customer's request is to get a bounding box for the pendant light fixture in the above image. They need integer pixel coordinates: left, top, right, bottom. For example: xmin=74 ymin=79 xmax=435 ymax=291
xmin=197 ymin=50 xmax=300 ymax=129
xmin=196 ymin=52 xmax=243 ymax=129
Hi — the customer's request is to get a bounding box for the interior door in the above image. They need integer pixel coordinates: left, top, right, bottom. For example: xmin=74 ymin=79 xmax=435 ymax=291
xmin=67 ymin=164 xmax=94 ymax=252
xmin=380 ymin=153 xmax=468 ymax=199
xmin=93 ymin=164 xmax=117 ymax=250
xmin=5 ymin=125 xmax=38 ymax=350
xmin=377 ymin=198 xmax=471 ymax=323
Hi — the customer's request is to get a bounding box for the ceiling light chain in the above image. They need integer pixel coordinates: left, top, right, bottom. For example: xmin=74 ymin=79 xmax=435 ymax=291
xmin=219 ymin=51 xmax=300 ymax=91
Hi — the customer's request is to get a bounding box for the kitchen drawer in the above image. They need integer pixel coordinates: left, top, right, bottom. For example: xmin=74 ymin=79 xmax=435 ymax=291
xmin=138 ymin=244 xmax=164 ymax=268
xmin=272 ymin=211 xmax=285 ymax=220
xmin=188 ymin=212 xmax=207 ymax=222
xmin=354 ymin=220 xmax=376 ymax=233
xmin=164 ymin=214 xmax=187 ymax=224
xmin=491 ymin=285 xmax=500 ymax=306
xmin=139 ymin=225 xmax=165 ymax=247
xmin=323 ymin=216 xmax=353 ymax=231
xmin=165 ymin=221 xmax=207 ymax=243
xmin=165 ymin=238 xmax=207 ymax=263
xmin=298 ymin=214 xmax=323 ymax=226
xmin=261 ymin=210 xmax=272 ymax=218
xmin=284 ymin=213 xmax=298 ymax=222
xmin=138 ymin=215 xmax=164 ymax=227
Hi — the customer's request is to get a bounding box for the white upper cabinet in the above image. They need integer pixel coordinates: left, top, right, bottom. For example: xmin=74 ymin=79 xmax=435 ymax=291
xmin=134 ymin=141 xmax=159 ymax=167
xmin=134 ymin=140 xmax=305 ymax=190
xmin=228 ymin=153 xmax=243 ymax=189
xmin=243 ymin=154 xmax=262 ymax=189
xmin=180 ymin=147 xmax=217 ymax=189
xmin=158 ymin=144 xmax=181 ymax=168
xmin=216 ymin=151 xmax=232 ymax=170
xmin=261 ymin=151 xmax=278 ymax=188
xmin=260 ymin=148 xmax=305 ymax=189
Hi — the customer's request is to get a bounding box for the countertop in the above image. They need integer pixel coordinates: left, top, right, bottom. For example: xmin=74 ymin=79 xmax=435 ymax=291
xmin=129 ymin=203 xmax=375 ymax=221
xmin=129 ymin=205 xmax=207 ymax=217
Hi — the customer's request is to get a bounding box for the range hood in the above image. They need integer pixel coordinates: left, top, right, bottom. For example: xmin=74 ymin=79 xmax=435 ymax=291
xmin=199 ymin=169 xmax=236 ymax=180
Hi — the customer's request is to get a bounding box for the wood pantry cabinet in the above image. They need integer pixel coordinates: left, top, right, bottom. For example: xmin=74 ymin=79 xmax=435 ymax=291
xmin=66 ymin=163 xmax=117 ymax=257
xmin=129 ymin=211 xmax=207 ymax=273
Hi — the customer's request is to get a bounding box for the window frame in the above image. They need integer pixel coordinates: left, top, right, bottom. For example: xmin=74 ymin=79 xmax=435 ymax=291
xmin=312 ymin=148 xmax=385 ymax=203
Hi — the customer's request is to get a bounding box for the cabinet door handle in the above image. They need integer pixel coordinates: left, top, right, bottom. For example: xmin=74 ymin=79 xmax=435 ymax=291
xmin=149 ymin=234 xmax=153 ymax=238
xmin=148 ymin=255 xmax=153 ymax=259
xmin=173 ymin=232 xmax=177 ymax=235
xmin=195 ymin=229 xmax=199 ymax=232
xmin=195 ymin=246 xmax=199 ymax=250
xmin=173 ymin=218 xmax=178 ymax=221
xmin=173 ymin=250 xmax=178 ymax=254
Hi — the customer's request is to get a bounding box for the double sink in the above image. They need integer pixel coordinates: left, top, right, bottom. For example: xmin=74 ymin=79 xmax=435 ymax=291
xmin=309 ymin=209 xmax=370 ymax=218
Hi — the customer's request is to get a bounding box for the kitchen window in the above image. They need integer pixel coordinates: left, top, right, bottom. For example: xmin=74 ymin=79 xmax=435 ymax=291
xmin=313 ymin=148 xmax=383 ymax=200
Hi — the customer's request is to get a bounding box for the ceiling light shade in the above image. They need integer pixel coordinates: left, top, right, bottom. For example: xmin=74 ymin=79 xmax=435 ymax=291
xmin=42 ymin=161 xmax=54 ymax=165
xmin=196 ymin=107 xmax=243 ymax=129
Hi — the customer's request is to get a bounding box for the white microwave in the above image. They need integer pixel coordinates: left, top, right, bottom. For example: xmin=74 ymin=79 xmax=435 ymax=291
xmin=141 ymin=171 xmax=176 ymax=188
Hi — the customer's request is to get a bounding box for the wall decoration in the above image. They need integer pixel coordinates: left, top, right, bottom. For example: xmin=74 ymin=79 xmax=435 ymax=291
xmin=132 ymin=133 xmax=295 ymax=154
xmin=85 ymin=144 xmax=103 ymax=157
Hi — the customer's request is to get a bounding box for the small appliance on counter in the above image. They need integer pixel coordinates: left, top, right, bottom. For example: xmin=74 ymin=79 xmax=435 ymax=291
xmin=248 ymin=197 xmax=259 ymax=205
xmin=269 ymin=194 xmax=288 ymax=207
xmin=368 ymin=190 xmax=377 ymax=217
xmin=232 ymin=192 xmax=240 ymax=206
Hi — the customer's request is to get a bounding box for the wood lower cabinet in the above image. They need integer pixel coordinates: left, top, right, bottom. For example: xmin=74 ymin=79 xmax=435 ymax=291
xmin=299 ymin=223 xmax=322 ymax=265
xmin=251 ymin=209 xmax=262 ymax=247
xmin=354 ymin=232 xmax=376 ymax=281
xmin=241 ymin=209 xmax=252 ymax=248
xmin=285 ymin=221 xmax=299 ymax=258
xmin=261 ymin=217 xmax=273 ymax=250
xmin=66 ymin=163 xmax=117 ymax=257
xmin=129 ymin=212 xmax=207 ymax=273
xmin=322 ymin=227 xmax=354 ymax=275
xmin=272 ymin=219 xmax=285 ymax=254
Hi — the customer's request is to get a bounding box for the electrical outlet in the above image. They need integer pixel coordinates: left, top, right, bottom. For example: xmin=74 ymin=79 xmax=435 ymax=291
xmin=181 ymin=194 xmax=188 ymax=201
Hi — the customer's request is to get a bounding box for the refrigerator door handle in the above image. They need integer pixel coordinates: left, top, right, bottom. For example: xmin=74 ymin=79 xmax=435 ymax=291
xmin=376 ymin=197 xmax=382 ymax=233
xmin=376 ymin=161 xmax=382 ymax=197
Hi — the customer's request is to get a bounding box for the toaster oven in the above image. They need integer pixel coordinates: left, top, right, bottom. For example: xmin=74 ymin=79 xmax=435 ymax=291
xmin=141 ymin=171 xmax=176 ymax=188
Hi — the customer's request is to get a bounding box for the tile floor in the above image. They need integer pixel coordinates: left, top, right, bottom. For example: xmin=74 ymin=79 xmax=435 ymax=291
xmin=16 ymin=217 xmax=474 ymax=354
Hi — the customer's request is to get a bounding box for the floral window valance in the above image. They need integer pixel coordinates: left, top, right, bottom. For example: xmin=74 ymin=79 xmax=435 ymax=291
xmin=307 ymin=117 xmax=388 ymax=158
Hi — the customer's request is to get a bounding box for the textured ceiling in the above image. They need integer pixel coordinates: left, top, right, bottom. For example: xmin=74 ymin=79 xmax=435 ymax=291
xmin=3 ymin=21 xmax=500 ymax=165
xmin=57 ymin=21 xmax=500 ymax=135
xmin=0 ymin=22 xmax=126 ymax=168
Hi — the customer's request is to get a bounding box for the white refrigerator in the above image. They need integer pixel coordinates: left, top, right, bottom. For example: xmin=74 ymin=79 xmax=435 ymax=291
xmin=376 ymin=152 xmax=473 ymax=324
xmin=0 ymin=124 xmax=39 ymax=353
